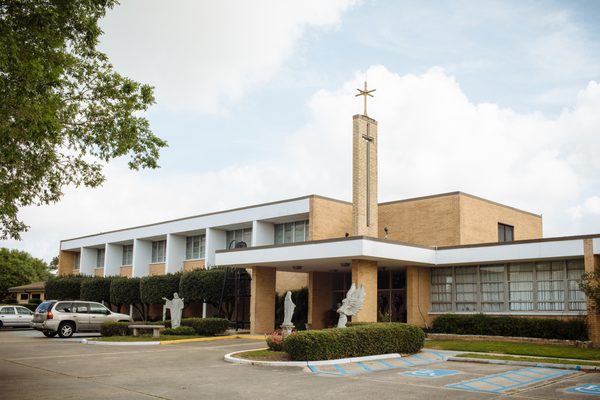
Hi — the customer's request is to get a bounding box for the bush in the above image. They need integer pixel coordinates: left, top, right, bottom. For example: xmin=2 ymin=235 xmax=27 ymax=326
xmin=162 ymin=326 xmax=195 ymax=335
xmin=284 ymin=323 xmax=425 ymax=361
xmin=45 ymin=275 xmax=85 ymax=300
xmin=431 ymin=314 xmax=588 ymax=341
xmin=140 ymin=273 xmax=181 ymax=304
xmin=149 ymin=320 xmax=171 ymax=328
xmin=100 ymin=321 xmax=131 ymax=337
xmin=275 ymin=288 xmax=308 ymax=330
xmin=29 ymin=298 xmax=42 ymax=305
xmin=110 ymin=277 xmax=141 ymax=306
xmin=80 ymin=276 xmax=112 ymax=304
xmin=21 ymin=303 xmax=38 ymax=311
xmin=181 ymin=317 xmax=230 ymax=336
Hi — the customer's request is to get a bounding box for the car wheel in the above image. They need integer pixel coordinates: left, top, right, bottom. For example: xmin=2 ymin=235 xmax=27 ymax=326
xmin=58 ymin=322 xmax=75 ymax=338
xmin=43 ymin=331 xmax=57 ymax=338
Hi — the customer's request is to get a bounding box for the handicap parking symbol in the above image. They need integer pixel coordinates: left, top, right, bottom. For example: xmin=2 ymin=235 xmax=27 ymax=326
xmin=566 ymin=384 xmax=600 ymax=396
xmin=399 ymin=369 xmax=459 ymax=378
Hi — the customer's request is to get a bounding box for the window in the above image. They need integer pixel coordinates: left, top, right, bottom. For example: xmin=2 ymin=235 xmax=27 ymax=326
xmin=0 ymin=307 xmax=15 ymax=314
xmin=20 ymin=293 xmax=29 ymax=301
xmin=430 ymin=260 xmax=587 ymax=313
xmin=74 ymin=252 xmax=81 ymax=270
xmin=32 ymin=293 xmax=41 ymax=300
xmin=17 ymin=307 xmax=33 ymax=315
xmin=55 ymin=302 xmax=73 ymax=313
xmin=186 ymin=235 xmax=206 ymax=259
xmin=122 ymin=245 xmax=133 ymax=266
xmin=90 ymin=303 xmax=109 ymax=315
xmin=96 ymin=248 xmax=105 ymax=268
xmin=274 ymin=220 xmax=309 ymax=244
xmin=498 ymin=223 xmax=514 ymax=242
xmin=151 ymin=240 xmax=166 ymax=263
xmin=226 ymin=228 xmax=252 ymax=247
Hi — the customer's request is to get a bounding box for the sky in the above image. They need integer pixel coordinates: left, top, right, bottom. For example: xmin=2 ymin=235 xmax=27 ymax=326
xmin=3 ymin=0 xmax=600 ymax=262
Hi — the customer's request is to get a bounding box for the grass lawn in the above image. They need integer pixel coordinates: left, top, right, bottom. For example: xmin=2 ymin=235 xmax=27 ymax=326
xmin=456 ymin=353 xmax=600 ymax=367
xmin=236 ymin=349 xmax=290 ymax=362
xmin=426 ymin=339 xmax=600 ymax=361
xmin=91 ymin=335 xmax=205 ymax=342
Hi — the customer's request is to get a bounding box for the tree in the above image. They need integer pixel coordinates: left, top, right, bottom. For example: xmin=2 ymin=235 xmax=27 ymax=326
xmin=48 ymin=256 xmax=59 ymax=271
xmin=0 ymin=247 xmax=52 ymax=299
xmin=44 ymin=275 xmax=85 ymax=300
xmin=0 ymin=0 xmax=167 ymax=240
xmin=580 ymin=271 xmax=600 ymax=312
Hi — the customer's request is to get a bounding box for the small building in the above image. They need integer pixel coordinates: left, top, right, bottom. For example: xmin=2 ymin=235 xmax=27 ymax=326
xmin=8 ymin=282 xmax=46 ymax=304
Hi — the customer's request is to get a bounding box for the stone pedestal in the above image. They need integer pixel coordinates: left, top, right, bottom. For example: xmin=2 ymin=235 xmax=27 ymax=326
xmin=281 ymin=323 xmax=294 ymax=336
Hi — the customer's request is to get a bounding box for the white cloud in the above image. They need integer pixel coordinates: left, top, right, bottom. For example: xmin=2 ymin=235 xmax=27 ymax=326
xmin=98 ymin=0 xmax=359 ymax=114
xmin=4 ymin=66 xmax=600 ymax=261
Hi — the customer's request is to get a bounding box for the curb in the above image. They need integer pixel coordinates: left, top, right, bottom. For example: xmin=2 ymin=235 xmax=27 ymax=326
xmin=224 ymin=349 xmax=402 ymax=368
xmin=81 ymin=338 xmax=160 ymax=346
xmin=82 ymin=334 xmax=264 ymax=346
xmin=448 ymin=356 xmax=600 ymax=371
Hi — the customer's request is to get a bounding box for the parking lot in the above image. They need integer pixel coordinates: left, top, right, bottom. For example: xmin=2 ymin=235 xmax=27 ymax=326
xmin=1 ymin=328 xmax=600 ymax=399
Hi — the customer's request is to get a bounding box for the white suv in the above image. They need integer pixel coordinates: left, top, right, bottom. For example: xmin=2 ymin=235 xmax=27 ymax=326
xmin=32 ymin=300 xmax=131 ymax=338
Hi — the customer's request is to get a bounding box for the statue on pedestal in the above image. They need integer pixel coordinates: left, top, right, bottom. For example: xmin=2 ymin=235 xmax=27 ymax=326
xmin=281 ymin=291 xmax=295 ymax=336
xmin=162 ymin=292 xmax=185 ymax=329
xmin=337 ymin=283 xmax=365 ymax=328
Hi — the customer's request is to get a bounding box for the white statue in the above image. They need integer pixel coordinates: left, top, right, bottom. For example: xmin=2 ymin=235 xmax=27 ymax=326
xmin=162 ymin=292 xmax=185 ymax=329
xmin=336 ymin=283 xmax=365 ymax=328
xmin=281 ymin=291 xmax=295 ymax=336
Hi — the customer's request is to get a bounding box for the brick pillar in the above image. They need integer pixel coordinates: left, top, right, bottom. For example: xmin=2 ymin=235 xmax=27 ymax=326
xmin=406 ymin=266 xmax=431 ymax=328
xmin=584 ymin=239 xmax=600 ymax=345
xmin=351 ymin=259 xmax=377 ymax=322
xmin=58 ymin=250 xmax=76 ymax=276
xmin=250 ymin=266 xmax=276 ymax=334
xmin=352 ymin=114 xmax=378 ymax=237
xmin=308 ymin=271 xmax=332 ymax=329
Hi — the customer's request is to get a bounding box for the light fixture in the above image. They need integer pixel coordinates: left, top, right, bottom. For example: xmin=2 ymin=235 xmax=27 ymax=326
xmin=292 ymin=265 xmax=302 ymax=270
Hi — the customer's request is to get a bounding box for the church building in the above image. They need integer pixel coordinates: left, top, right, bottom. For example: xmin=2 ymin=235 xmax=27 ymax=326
xmin=58 ymin=83 xmax=600 ymax=342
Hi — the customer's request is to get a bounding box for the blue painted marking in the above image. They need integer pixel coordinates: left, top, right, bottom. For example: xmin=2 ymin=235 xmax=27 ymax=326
xmin=566 ymin=384 xmax=600 ymax=396
xmin=377 ymin=359 xmax=396 ymax=369
xmin=356 ymin=362 xmax=373 ymax=372
xmin=334 ymin=364 xmax=348 ymax=375
xmin=396 ymin=357 xmax=415 ymax=366
xmin=399 ymin=369 xmax=459 ymax=378
xmin=447 ymin=368 xmax=575 ymax=393
xmin=411 ymin=354 xmax=432 ymax=362
xmin=308 ymin=365 xmax=319 ymax=373
xmin=426 ymin=350 xmax=448 ymax=360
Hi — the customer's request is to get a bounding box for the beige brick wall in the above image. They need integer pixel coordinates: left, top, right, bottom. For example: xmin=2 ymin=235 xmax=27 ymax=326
xmin=183 ymin=259 xmax=205 ymax=272
xmin=94 ymin=268 xmax=104 ymax=277
xmin=406 ymin=266 xmax=432 ymax=328
xmin=584 ymin=239 xmax=600 ymax=345
xmin=351 ymin=259 xmax=378 ymax=323
xmin=308 ymin=271 xmax=333 ymax=329
xmin=120 ymin=266 xmax=132 ymax=278
xmin=58 ymin=250 xmax=77 ymax=276
xmin=149 ymin=263 xmax=165 ymax=276
xmin=459 ymin=193 xmax=542 ymax=244
xmin=275 ymin=271 xmax=308 ymax=294
xmin=309 ymin=196 xmax=352 ymax=240
xmin=250 ymin=266 xmax=276 ymax=334
xmin=379 ymin=194 xmax=461 ymax=246
xmin=352 ymin=115 xmax=378 ymax=237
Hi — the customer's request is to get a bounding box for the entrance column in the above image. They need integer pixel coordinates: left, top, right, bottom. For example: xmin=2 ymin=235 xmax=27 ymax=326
xmin=406 ymin=266 xmax=431 ymax=328
xmin=584 ymin=239 xmax=600 ymax=345
xmin=351 ymin=259 xmax=377 ymax=322
xmin=250 ymin=266 xmax=276 ymax=334
xmin=308 ymin=271 xmax=332 ymax=329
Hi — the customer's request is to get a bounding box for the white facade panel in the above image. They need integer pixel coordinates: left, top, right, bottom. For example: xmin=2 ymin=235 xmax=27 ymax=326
xmin=132 ymin=239 xmax=152 ymax=277
xmin=166 ymin=234 xmax=186 ymax=274
xmin=105 ymin=243 xmax=122 ymax=277
xmin=80 ymin=247 xmax=96 ymax=276
xmin=253 ymin=221 xmax=274 ymax=247
xmin=206 ymin=228 xmax=227 ymax=267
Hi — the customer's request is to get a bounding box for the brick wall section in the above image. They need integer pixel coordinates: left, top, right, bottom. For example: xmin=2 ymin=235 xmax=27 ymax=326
xmin=120 ymin=266 xmax=132 ymax=278
xmin=94 ymin=268 xmax=104 ymax=277
xmin=351 ymin=259 xmax=378 ymax=322
xmin=309 ymin=196 xmax=352 ymax=240
xmin=276 ymin=271 xmax=308 ymax=294
xmin=459 ymin=193 xmax=542 ymax=244
xmin=378 ymin=195 xmax=460 ymax=246
xmin=250 ymin=266 xmax=276 ymax=334
xmin=58 ymin=250 xmax=76 ymax=276
xmin=183 ymin=259 xmax=205 ymax=272
xmin=352 ymin=115 xmax=378 ymax=237
xmin=308 ymin=271 xmax=333 ymax=329
xmin=584 ymin=239 xmax=600 ymax=345
xmin=149 ymin=263 xmax=165 ymax=276
xmin=406 ymin=266 xmax=432 ymax=328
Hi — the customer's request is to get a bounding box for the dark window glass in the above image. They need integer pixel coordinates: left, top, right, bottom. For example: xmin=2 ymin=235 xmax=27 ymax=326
xmin=55 ymin=302 xmax=73 ymax=313
xmin=20 ymin=293 xmax=29 ymax=300
xmin=35 ymin=301 xmax=56 ymax=313
xmin=498 ymin=223 xmax=514 ymax=242
xmin=392 ymin=271 xmax=406 ymax=289
xmin=1 ymin=307 xmax=15 ymax=314
xmin=17 ymin=307 xmax=33 ymax=315
xmin=89 ymin=303 xmax=108 ymax=315
xmin=73 ymin=302 xmax=89 ymax=313
xmin=378 ymin=270 xmax=390 ymax=289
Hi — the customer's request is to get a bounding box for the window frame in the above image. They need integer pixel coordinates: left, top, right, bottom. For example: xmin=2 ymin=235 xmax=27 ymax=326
xmin=498 ymin=223 xmax=514 ymax=242
xmin=151 ymin=240 xmax=166 ymax=263
xmin=274 ymin=220 xmax=310 ymax=245
xmin=122 ymin=245 xmax=133 ymax=266
xmin=185 ymin=235 xmax=206 ymax=260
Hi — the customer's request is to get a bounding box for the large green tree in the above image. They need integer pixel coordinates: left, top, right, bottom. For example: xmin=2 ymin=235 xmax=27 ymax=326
xmin=0 ymin=247 xmax=51 ymax=299
xmin=0 ymin=0 xmax=167 ymax=239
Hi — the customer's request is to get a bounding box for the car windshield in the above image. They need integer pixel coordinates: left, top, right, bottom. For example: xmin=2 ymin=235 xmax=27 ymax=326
xmin=35 ymin=301 xmax=57 ymax=313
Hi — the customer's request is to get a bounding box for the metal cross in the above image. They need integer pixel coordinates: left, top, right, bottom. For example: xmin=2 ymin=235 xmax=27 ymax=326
xmin=362 ymin=123 xmax=374 ymax=227
xmin=355 ymin=81 xmax=376 ymax=116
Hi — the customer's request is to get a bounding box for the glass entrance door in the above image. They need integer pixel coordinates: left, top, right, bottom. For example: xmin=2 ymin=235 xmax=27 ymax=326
xmin=377 ymin=268 xmax=407 ymax=322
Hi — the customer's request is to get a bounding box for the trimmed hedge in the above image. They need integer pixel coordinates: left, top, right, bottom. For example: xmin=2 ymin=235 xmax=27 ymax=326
xmin=100 ymin=321 xmax=131 ymax=337
xmin=140 ymin=273 xmax=181 ymax=305
xmin=431 ymin=314 xmax=588 ymax=341
xmin=162 ymin=326 xmax=195 ymax=335
xmin=45 ymin=275 xmax=85 ymax=300
xmin=80 ymin=276 xmax=112 ymax=304
xmin=181 ymin=317 xmax=230 ymax=336
xmin=284 ymin=323 xmax=425 ymax=361
xmin=110 ymin=277 xmax=141 ymax=306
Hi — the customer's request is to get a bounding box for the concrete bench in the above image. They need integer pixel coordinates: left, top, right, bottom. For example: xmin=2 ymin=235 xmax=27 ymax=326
xmin=129 ymin=324 xmax=165 ymax=339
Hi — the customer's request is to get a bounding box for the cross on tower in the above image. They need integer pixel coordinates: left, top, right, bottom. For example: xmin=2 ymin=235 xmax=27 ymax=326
xmin=355 ymin=81 xmax=376 ymax=116
xmin=362 ymin=123 xmax=374 ymax=227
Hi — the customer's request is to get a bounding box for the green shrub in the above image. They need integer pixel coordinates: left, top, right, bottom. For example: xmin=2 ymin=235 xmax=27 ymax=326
xmin=110 ymin=277 xmax=141 ymax=305
xmin=140 ymin=273 xmax=181 ymax=304
xmin=149 ymin=320 xmax=171 ymax=328
xmin=80 ymin=276 xmax=113 ymax=304
xmin=275 ymin=288 xmax=308 ymax=330
xmin=431 ymin=314 xmax=588 ymax=341
xmin=162 ymin=326 xmax=195 ymax=336
xmin=21 ymin=303 xmax=38 ymax=311
xmin=29 ymin=298 xmax=42 ymax=305
xmin=45 ymin=275 xmax=85 ymax=300
xmin=284 ymin=323 xmax=425 ymax=361
xmin=100 ymin=321 xmax=131 ymax=337
xmin=181 ymin=317 xmax=229 ymax=335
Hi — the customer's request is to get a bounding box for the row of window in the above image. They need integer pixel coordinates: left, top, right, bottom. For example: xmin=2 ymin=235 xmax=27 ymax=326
xmin=431 ymin=259 xmax=586 ymax=313
xmin=274 ymin=220 xmax=309 ymax=244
